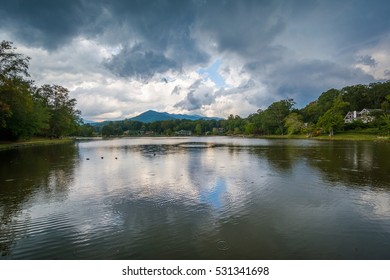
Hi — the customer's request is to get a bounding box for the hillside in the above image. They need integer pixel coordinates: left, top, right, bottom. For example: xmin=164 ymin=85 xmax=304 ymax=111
xmin=129 ymin=110 xmax=223 ymax=123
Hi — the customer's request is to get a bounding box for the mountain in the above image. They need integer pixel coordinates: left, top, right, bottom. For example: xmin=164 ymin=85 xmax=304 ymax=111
xmin=129 ymin=110 xmax=223 ymax=123
xmin=82 ymin=119 xmax=101 ymax=125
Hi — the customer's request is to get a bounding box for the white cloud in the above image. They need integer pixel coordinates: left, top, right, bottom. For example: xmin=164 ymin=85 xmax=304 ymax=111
xmin=354 ymin=34 xmax=390 ymax=80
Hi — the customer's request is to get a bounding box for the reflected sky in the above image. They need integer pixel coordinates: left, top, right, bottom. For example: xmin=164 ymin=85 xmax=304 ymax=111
xmin=1 ymin=137 xmax=390 ymax=259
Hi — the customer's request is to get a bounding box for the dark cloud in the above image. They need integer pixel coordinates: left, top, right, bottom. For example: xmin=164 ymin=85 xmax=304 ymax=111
xmin=0 ymin=0 xmax=100 ymax=49
xmin=101 ymin=0 xmax=209 ymax=75
xmin=2 ymin=0 xmax=389 ymax=55
xmin=104 ymin=43 xmax=179 ymax=79
xmin=1 ymin=0 xmax=209 ymax=73
xmin=1 ymin=0 xmax=390 ymax=115
xmin=197 ymin=0 xmax=287 ymax=57
xmin=329 ymin=0 xmax=390 ymax=49
xmin=257 ymin=59 xmax=375 ymax=106
xmin=356 ymin=55 xmax=377 ymax=67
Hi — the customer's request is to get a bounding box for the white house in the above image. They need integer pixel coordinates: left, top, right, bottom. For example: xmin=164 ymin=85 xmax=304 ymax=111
xmin=344 ymin=108 xmax=378 ymax=123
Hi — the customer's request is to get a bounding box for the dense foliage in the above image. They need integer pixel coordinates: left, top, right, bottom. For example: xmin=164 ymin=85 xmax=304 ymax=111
xmin=0 ymin=41 xmax=81 ymax=140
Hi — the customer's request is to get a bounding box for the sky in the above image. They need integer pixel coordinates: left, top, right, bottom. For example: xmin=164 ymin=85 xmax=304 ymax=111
xmin=1 ymin=0 xmax=390 ymax=121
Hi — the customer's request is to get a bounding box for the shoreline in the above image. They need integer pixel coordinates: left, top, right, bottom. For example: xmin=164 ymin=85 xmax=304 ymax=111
xmin=232 ymin=133 xmax=389 ymax=142
xmin=0 ymin=138 xmax=75 ymax=151
xmin=260 ymin=133 xmax=389 ymax=142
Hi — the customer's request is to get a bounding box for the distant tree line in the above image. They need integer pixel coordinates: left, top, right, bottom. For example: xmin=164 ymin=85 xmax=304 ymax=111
xmin=0 ymin=41 xmax=81 ymax=140
xmin=81 ymin=118 xmax=223 ymax=137
xmin=85 ymin=81 xmax=390 ymax=138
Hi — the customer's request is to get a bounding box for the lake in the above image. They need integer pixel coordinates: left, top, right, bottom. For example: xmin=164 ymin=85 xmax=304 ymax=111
xmin=1 ymin=137 xmax=390 ymax=259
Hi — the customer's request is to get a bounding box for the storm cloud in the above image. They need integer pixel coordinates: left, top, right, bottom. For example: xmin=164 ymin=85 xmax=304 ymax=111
xmin=1 ymin=0 xmax=390 ymax=120
xmin=104 ymin=43 xmax=179 ymax=80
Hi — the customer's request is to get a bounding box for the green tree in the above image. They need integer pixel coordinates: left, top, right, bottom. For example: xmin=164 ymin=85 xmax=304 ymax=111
xmin=1 ymin=41 xmax=49 ymax=139
xmin=302 ymin=89 xmax=340 ymax=124
xmin=195 ymin=123 xmax=202 ymax=135
xmin=317 ymin=110 xmax=344 ymax=136
xmin=244 ymin=122 xmax=255 ymax=134
xmin=0 ymin=40 xmax=30 ymax=82
xmin=35 ymin=84 xmax=81 ymax=138
xmin=380 ymin=94 xmax=390 ymax=135
xmin=223 ymin=114 xmax=246 ymax=134
xmin=301 ymin=101 xmax=319 ymax=123
xmin=317 ymin=95 xmax=349 ymax=136
xmin=267 ymin=98 xmax=295 ymax=135
xmin=76 ymin=124 xmax=95 ymax=137
xmin=381 ymin=94 xmax=390 ymax=112
xmin=284 ymin=112 xmax=304 ymax=135
xmin=341 ymin=84 xmax=369 ymax=111
xmin=1 ymin=40 xmax=30 ymax=129
xmin=101 ymin=123 xmax=115 ymax=136
xmin=0 ymin=79 xmax=49 ymax=139
xmin=380 ymin=114 xmax=390 ymax=135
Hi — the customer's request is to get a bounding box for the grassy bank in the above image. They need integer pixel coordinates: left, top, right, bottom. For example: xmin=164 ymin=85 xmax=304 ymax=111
xmin=259 ymin=132 xmax=389 ymax=142
xmin=0 ymin=138 xmax=74 ymax=151
xmin=313 ymin=133 xmax=388 ymax=141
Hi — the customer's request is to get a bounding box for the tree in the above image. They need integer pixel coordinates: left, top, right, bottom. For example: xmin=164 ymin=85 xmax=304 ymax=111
xmin=101 ymin=123 xmax=115 ymax=136
xmin=1 ymin=41 xmax=31 ymax=129
xmin=1 ymin=41 xmax=49 ymax=140
xmin=381 ymin=94 xmax=390 ymax=112
xmin=380 ymin=114 xmax=390 ymax=135
xmin=316 ymin=89 xmax=340 ymax=115
xmin=301 ymin=101 xmax=320 ymax=123
xmin=317 ymin=95 xmax=349 ymax=136
xmin=317 ymin=110 xmax=344 ymax=136
xmin=341 ymin=84 xmax=368 ymax=111
xmin=0 ymin=79 xmax=49 ymax=139
xmin=302 ymin=89 xmax=341 ymax=125
xmin=76 ymin=124 xmax=95 ymax=137
xmin=0 ymin=40 xmax=30 ymax=82
xmin=223 ymin=114 xmax=246 ymax=134
xmin=195 ymin=123 xmax=202 ymax=135
xmin=380 ymin=94 xmax=390 ymax=135
xmin=244 ymin=122 xmax=255 ymax=134
xmin=267 ymin=98 xmax=295 ymax=135
xmin=35 ymin=84 xmax=81 ymax=138
xmin=284 ymin=112 xmax=304 ymax=135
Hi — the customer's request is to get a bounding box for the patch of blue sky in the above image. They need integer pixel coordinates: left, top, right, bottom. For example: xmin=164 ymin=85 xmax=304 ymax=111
xmin=197 ymin=59 xmax=226 ymax=89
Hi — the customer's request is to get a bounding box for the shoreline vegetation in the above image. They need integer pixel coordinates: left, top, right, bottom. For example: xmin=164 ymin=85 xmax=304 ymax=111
xmin=1 ymin=41 xmax=81 ymax=143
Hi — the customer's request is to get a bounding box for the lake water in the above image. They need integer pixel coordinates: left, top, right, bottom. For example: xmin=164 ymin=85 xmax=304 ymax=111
xmin=1 ymin=137 xmax=390 ymax=259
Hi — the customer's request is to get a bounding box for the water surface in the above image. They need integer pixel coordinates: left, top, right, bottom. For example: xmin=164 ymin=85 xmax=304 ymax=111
xmin=1 ymin=137 xmax=390 ymax=259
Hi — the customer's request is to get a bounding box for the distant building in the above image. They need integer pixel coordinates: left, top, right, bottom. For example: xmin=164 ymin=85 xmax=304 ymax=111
xmin=175 ymin=130 xmax=192 ymax=136
xmin=344 ymin=108 xmax=380 ymax=123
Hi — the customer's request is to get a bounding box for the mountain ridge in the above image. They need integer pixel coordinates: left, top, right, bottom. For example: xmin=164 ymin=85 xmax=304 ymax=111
xmin=129 ymin=110 xmax=223 ymax=123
